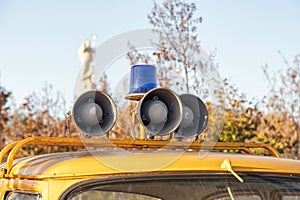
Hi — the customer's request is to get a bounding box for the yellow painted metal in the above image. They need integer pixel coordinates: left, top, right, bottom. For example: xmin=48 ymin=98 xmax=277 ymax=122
xmin=0 ymin=136 xmax=297 ymax=200
xmin=0 ymin=136 xmax=281 ymax=179
xmin=0 ymin=136 xmax=296 ymax=200
xmin=6 ymin=138 xmax=35 ymax=173
xmin=48 ymin=179 xmax=87 ymax=200
xmin=209 ymin=142 xmax=280 ymax=158
xmin=1 ymin=137 xmax=281 ymax=175
xmin=139 ymin=124 xmax=146 ymax=140
xmin=2 ymin=137 xmax=281 ymax=156
xmin=7 ymin=150 xmax=300 ymax=179
xmin=0 ymin=178 xmax=49 ymax=199
xmin=0 ymin=141 xmax=19 ymax=163
xmin=1 ymin=152 xmax=300 ymax=200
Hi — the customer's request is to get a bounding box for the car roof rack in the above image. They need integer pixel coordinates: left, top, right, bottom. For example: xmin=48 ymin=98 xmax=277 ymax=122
xmin=0 ymin=136 xmax=280 ymax=176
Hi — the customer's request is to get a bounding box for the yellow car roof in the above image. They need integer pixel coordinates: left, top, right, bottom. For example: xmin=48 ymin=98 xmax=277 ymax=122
xmin=6 ymin=150 xmax=300 ymax=179
xmin=1 ymin=137 xmax=299 ymax=181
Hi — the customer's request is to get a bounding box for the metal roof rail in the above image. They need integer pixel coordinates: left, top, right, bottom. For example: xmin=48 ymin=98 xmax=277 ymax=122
xmin=0 ymin=136 xmax=280 ymax=176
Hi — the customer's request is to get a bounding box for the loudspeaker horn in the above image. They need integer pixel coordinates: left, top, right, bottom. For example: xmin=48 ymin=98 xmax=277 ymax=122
xmin=175 ymin=94 xmax=208 ymax=138
xmin=136 ymin=88 xmax=183 ymax=136
xmin=73 ymin=90 xmax=117 ymax=136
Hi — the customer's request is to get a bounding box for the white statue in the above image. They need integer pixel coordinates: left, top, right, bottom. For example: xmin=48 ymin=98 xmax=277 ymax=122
xmin=78 ymin=35 xmax=96 ymax=90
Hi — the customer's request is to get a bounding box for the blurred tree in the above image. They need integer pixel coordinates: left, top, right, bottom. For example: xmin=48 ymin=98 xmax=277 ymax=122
xmin=126 ymin=0 xmax=218 ymax=140
xmin=25 ymin=83 xmax=66 ymax=120
xmin=126 ymin=0 xmax=226 ymax=142
xmin=259 ymin=54 xmax=300 ymax=158
xmin=9 ymin=83 xmax=78 ymax=156
xmin=0 ymin=83 xmax=11 ymax=149
xmin=219 ymin=79 xmax=260 ymax=143
xmin=126 ymin=0 xmax=300 ymax=158
xmin=127 ymin=0 xmax=205 ymax=94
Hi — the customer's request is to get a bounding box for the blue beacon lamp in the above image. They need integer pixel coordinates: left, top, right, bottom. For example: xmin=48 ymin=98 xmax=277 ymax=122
xmin=126 ymin=65 xmax=157 ymax=101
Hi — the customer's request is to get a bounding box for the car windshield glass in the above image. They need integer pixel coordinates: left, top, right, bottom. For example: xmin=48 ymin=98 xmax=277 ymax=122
xmin=5 ymin=191 xmax=41 ymax=200
xmin=66 ymin=174 xmax=300 ymax=200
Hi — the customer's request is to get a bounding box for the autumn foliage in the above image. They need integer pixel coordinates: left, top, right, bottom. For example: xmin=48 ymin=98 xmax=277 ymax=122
xmin=0 ymin=0 xmax=299 ymax=159
xmin=0 ymin=84 xmax=79 ymax=157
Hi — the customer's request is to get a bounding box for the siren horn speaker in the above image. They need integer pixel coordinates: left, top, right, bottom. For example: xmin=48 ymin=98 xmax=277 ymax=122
xmin=136 ymin=88 xmax=182 ymax=136
xmin=175 ymin=94 xmax=208 ymax=138
xmin=73 ymin=90 xmax=117 ymax=136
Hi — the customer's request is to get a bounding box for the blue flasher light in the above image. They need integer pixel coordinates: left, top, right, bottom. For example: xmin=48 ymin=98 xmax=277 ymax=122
xmin=129 ymin=65 xmax=157 ymax=94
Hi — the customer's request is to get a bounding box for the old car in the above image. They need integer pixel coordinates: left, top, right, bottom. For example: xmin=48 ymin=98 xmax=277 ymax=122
xmin=1 ymin=136 xmax=300 ymax=200
xmin=1 ymin=65 xmax=299 ymax=200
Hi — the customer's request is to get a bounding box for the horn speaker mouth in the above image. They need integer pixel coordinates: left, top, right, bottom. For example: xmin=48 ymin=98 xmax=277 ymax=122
xmin=137 ymin=88 xmax=183 ymax=136
xmin=73 ymin=90 xmax=117 ymax=136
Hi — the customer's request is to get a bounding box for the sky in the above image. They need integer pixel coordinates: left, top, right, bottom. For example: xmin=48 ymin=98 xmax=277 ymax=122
xmin=0 ymin=0 xmax=299 ymax=109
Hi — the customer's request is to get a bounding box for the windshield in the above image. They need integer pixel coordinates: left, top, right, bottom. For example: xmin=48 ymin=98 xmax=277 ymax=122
xmin=64 ymin=174 xmax=300 ymax=200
